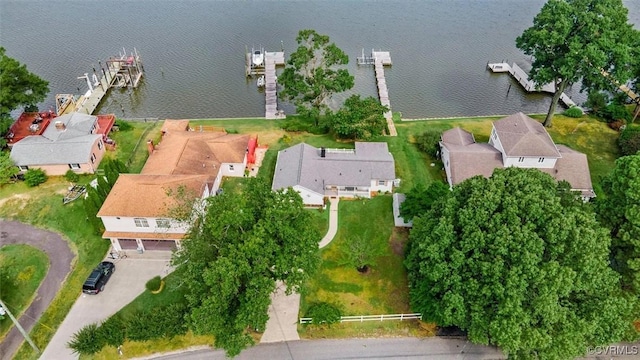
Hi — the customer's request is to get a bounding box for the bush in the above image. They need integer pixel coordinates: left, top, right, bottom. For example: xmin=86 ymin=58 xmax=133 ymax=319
xmin=618 ymin=127 xmax=640 ymax=156
xmin=415 ymin=130 xmax=442 ymax=158
xmin=305 ymin=302 xmax=342 ymax=326
xmin=585 ymin=91 xmax=609 ymax=115
xmin=64 ymin=169 xmax=80 ymax=183
xmin=563 ymin=106 xmax=583 ymax=118
xmin=99 ymin=314 xmax=126 ymax=347
xmin=125 ymin=304 xmax=188 ymax=341
xmin=23 ymin=168 xmax=47 ymax=187
xmin=114 ymin=119 xmax=132 ymax=131
xmin=67 ymin=323 xmax=105 ymax=355
xmin=602 ymin=104 xmax=631 ymax=123
xmin=281 ymin=118 xmax=329 ymax=135
xmin=145 ymin=276 xmax=162 ymax=292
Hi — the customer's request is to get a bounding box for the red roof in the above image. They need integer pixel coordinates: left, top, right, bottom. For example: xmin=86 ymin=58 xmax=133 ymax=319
xmin=6 ymin=111 xmax=56 ymax=146
xmin=247 ymin=137 xmax=258 ymax=164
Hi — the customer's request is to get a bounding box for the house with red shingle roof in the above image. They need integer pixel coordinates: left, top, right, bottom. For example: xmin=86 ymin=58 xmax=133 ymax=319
xmin=440 ymin=112 xmax=595 ymax=199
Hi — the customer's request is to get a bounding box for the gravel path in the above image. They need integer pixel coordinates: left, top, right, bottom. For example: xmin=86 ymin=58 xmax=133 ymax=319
xmin=0 ymin=220 xmax=75 ymax=360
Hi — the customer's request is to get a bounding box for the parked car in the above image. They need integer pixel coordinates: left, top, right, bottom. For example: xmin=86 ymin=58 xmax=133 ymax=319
xmin=82 ymin=261 xmax=115 ymax=294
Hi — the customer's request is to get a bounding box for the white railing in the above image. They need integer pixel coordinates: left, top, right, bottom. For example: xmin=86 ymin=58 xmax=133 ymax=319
xmin=326 ymin=148 xmax=355 ymax=154
xmin=300 ymin=313 xmax=422 ymax=324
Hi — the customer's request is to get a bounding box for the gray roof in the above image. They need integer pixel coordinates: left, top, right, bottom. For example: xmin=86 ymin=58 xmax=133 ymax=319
xmin=493 ymin=112 xmax=561 ymax=157
xmin=272 ymin=142 xmax=396 ymax=194
xmin=540 ymin=145 xmax=595 ymax=198
xmin=10 ymin=112 xmax=101 ymax=166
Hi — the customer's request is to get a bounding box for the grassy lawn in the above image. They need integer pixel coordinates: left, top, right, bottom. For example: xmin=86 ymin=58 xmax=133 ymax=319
xmin=0 ymin=244 xmax=49 ymax=340
xmin=108 ymin=120 xmax=162 ymax=173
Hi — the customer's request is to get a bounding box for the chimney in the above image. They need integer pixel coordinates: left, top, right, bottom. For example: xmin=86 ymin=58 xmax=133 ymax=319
xmin=147 ymin=139 xmax=154 ymax=154
xmin=320 ymin=147 xmax=326 ymax=158
xmin=54 ymin=121 xmax=66 ymax=131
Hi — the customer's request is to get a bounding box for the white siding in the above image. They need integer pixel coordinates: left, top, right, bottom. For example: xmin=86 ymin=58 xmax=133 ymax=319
xmin=100 ymin=216 xmax=191 ymax=234
xmin=440 ymin=143 xmax=453 ymax=186
xmin=219 ymin=154 xmax=248 ymax=178
xmin=293 ymin=185 xmax=324 ymax=206
xmin=369 ymin=179 xmax=393 ymax=193
xmin=504 ymin=156 xmax=557 ymax=169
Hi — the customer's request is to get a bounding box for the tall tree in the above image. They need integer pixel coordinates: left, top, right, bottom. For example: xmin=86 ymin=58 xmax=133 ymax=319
xmin=171 ymin=178 xmax=320 ymax=356
xmin=279 ymin=29 xmax=354 ymax=125
xmin=405 ymin=167 xmax=637 ymax=359
xmin=0 ymin=47 xmax=49 ymax=115
xmin=0 ymin=151 xmax=18 ymax=185
xmin=597 ymin=155 xmax=640 ymax=292
xmin=516 ymin=0 xmax=638 ymax=127
xmin=329 ymin=95 xmax=388 ymax=140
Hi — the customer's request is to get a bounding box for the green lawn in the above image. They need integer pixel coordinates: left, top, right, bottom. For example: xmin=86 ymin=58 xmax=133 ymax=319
xmin=108 ymin=121 xmax=162 ymax=173
xmin=0 ymin=244 xmax=49 ymax=340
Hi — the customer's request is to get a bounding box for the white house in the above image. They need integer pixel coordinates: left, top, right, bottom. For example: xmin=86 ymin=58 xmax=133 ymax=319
xmin=97 ymin=120 xmax=255 ymax=252
xmin=272 ymin=142 xmax=396 ymax=206
xmin=440 ymin=112 xmax=595 ymax=199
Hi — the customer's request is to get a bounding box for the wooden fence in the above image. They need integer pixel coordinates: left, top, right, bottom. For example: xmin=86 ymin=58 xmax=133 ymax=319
xmin=299 ymin=313 xmax=422 ymax=324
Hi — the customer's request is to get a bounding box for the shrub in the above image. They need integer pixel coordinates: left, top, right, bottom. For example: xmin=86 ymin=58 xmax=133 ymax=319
xmin=563 ymin=106 xmax=583 ymax=118
xmin=305 ymin=302 xmax=342 ymax=326
xmin=609 ymin=120 xmax=626 ymax=131
xmin=67 ymin=323 xmax=105 ymax=355
xmin=99 ymin=314 xmax=126 ymax=347
xmin=125 ymin=304 xmax=188 ymax=341
xmin=602 ymin=104 xmax=631 ymax=123
xmin=281 ymin=134 xmax=292 ymax=145
xmin=64 ymin=169 xmax=80 ymax=183
xmin=23 ymin=168 xmax=47 ymax=187
xmin=114 ymin=119 xmax=132 ymax=131
xmin=145 ymin=276 xmax=163 ymax=292
xmin=618 ymin=127 xmax=640 ymax=156
xmin=415 ymin=130 xmax=442 ymax=158
xmin=585 ymin=91 xmax=609 ymax=115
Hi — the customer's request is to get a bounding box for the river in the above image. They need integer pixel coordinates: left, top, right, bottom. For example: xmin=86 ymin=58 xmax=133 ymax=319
xmin=1 ymin=0 xmax=638 ymax=119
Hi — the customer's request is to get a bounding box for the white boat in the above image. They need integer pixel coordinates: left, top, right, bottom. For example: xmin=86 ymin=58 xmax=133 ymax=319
xmin=257 ymin=75 xmax=265 ymax=87
xmin=252 ymin=47 xmax=264 ymax=67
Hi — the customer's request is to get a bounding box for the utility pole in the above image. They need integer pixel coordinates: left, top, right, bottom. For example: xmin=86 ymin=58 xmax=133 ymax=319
xmin=0 ymin=298 xmax=40 ymax=354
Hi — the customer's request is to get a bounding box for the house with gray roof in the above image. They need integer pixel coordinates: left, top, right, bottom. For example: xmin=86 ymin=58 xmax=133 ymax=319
xmin=10 ymin=112 xmax=107 ymax=175
xmin=272 ymin=142 xmax=396 ymax=206
xmin=440 ymin=112 xmax=595 ymax=199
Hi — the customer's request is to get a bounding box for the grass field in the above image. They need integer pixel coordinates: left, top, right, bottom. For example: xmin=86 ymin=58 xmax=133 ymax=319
xmin=0 ymin=244 xmax=49 ymax=340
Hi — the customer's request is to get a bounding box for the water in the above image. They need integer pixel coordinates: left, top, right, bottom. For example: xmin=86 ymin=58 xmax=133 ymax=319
xmin=1 ymin=0 xmax=639 ymax=119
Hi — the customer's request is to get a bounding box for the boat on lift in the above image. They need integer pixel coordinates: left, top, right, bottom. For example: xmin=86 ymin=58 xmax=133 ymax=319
xmin=257 ymin=75 xmax=265 ymax=87
xmin=252 ymin=47 xmax=264 ymax=67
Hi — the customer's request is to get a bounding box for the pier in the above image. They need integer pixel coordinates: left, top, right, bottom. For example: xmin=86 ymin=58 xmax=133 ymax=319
xmin=56 ymin=48 xmax=144 ymax=115
xmin=358 ymin=49 xmax=396 ymax=136
xmin=246 ymin=48 xmax=286 ymax=119
xmin=487 ymin=62 xmax=580 ymax=110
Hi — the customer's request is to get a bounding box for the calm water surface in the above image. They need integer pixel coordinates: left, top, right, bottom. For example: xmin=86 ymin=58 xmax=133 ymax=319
xmin=1 ymin=0 xmax=639 ymax=119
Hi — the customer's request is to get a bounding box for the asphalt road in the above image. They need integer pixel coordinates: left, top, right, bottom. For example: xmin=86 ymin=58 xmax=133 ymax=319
xmin=0 ymin=220 xmax=74 ymax=360
xmin=149 ymin=338 xmax=506 ymax=360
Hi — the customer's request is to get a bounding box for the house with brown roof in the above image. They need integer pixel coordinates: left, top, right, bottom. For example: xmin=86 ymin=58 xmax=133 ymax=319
xmin=97 ymin=120 xmax=254 ymax=252
xmin=440 ymin=112 xmax=595 ymax=199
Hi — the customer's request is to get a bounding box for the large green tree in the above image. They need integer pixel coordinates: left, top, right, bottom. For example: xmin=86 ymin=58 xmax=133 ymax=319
xmin=0 ymin=151 xmax=18 ymax=185
xmin=597 ymin=155 xmax=640 ymax=292
xmin=171 ymin=178 xmax=320 ymax=356
xmin=279 ymin=29 xmax=354 ymax=125
xmin=329 ymin=95 xmax=388 ymax=140
xmin=516 ymin=0 xmax=638 ymax=127
xmin=405 ymin=167 xmax=636 ymax=359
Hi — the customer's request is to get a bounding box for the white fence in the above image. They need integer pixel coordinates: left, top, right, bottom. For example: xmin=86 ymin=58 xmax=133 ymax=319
xmin=299 ymin=313 xmax=422 ymax=324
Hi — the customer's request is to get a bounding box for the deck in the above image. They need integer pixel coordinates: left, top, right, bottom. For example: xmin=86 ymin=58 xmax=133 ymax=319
xmin=264 ymin=52 xmax=286 ymax=119
xmin=359 ymin=50 xmax=397 ymax=136
xmin=6 ymin=112 xmax=56 ymax=146
xmin=487 ymin=62 xmax=579 ymax=109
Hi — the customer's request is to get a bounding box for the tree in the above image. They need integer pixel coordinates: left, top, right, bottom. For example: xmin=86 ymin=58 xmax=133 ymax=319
xmin=329 ymin=95 xmax=388 ymax=140
xmin=341 ymin=233 xmax=382 ymax=273
xmin=171 ymin=178 xmax=320 ymax=356
xmin=400 ymin=181 xmax=450 ymax=220
xmin=405 ymin=167 xmax=637 ymax=359
xmin=516 ymin=0 xmax=638 ymax=127
xmin=0 ymin=47 xmax=49 ymax=116
xmin=23 ymin=168 xmax=47 ymax=187
xmin=597 ymin=155 xmax=640 ymax=292
xmin=0 ymin=151 xmax=18 ymax=185
xmin=279 ymin=29 xmax=354 ymax=125
xmin=617 ymin=127 xmax=640 ymax=156
xmin=415 ymin=130 xmax=443 ymax=158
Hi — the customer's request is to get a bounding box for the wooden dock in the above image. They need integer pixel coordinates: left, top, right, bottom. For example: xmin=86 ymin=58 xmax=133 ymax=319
xmin=358 ymin=50 xmax=397 ymax=136
xmin=487 ymin=62 xmax=580 ymax=109
xmin=246 ymin=50 xmax=285 ymax=119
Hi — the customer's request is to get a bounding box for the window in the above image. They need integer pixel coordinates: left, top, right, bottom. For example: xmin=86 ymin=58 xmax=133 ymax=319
xmin=134 ymin=218 xmax=149 ymax=228
xmin=18 ymin=165 xmax=29 ymax=171
xmin=156 ymin=219 xmax=171 ymax=228
xmin=98 ymin=139 xmax=103 ymax=150
xmin=345 ymin=186 xmax=355 ymax=192
xmin=229 ymin=164 xmax=235 ymax=171
xmin=538 ymin=157 xmax=545 ymax=163
xmin=518 ymin=157 xmax=525 ymax=162
xmin=91 ymin=153 xmax=96 ymax=164
xmin=378 ymin=180 xmax=386 ymax=186
xmin=69 ymin=163 xmax=81 ymax=170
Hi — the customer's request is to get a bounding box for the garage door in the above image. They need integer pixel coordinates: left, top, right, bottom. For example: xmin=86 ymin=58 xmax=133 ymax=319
xmin=118 ymin=239 xmax=138 ymax=250
xmin=141 ymin=239 xmax=176 ymax=251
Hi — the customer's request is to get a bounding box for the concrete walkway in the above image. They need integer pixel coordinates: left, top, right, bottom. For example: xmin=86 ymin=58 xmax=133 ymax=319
xmin=260 ymin=197 xmax=340 ymax=343
xmin=318 ymin=197 xmax=339 ymax=249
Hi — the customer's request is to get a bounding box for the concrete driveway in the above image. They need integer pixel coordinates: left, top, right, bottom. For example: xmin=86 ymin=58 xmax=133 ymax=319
xmin=40 ymin=252 xmax=172 ymax=360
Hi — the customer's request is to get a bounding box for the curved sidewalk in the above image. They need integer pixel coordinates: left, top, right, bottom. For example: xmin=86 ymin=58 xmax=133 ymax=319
xmin=0 ymin=220 xmax=75 ymax=360
xmin=318 ymin=197 xmax=339 ymax=249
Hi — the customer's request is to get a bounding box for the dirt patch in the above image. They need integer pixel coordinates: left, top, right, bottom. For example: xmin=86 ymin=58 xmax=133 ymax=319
xmin=389 ymin=227 xmax=409 ymax=256
xmin=0 ymin=193 xmax=32 ymax=211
